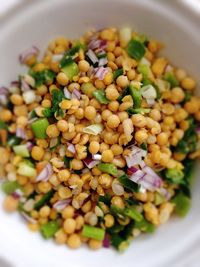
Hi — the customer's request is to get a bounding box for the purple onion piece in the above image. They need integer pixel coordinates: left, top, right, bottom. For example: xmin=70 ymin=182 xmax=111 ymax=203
xmin=21 ymin=212 xmax=37 ymax=224
xmin=103 ymin=234 xmax=110 ymax=248
xmin=19 ymin=46 xmax=39 ymax=64
xmin=16 ymin=127 xmax=26 ymax=139
xmin=53 ymin=199 xmax=71 ymax=211
xmin=35 ymin=163 xmax=53 ymax=182
xmin=83 ymin=155 xmax=100 ymax=169
xmin=63 ymin=87 xmax=71 ymax=99
xmin=67 ymin=143 xmax=76 ymax=154
xmin=95 ymin=67 xmax=109 ymax=80
xmin=71 ymin=89 xmax=81 ymax=100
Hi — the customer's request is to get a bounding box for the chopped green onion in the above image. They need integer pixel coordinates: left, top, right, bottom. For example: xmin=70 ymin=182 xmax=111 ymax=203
xmin=98 ymin=194 xmax=111 ymax=206
xmin=172 ymin=192 xmax=191 ymax=217
xmin=31 ymin=118 xmax=49 ymax=139
xmin=82 ymin=225 xmax=105 ymax=241
xmin=7 ymin=136 xmax=21 ymax=146
xmin=81 ymin=82 xmax=96 ymax=98
xmin=113 ymin=68 xmax=123 ymax=80
xmin=30 ymin=70 xmax=55 ymax=87
xmin=41 ymin=221 xmax=59 ymax=239
xmin=111 ymin=234 xmax=130 ymax=251
xmin=13 ymin=145 xmax=30 ymax=157
xmin=137 ymin=64 xmax=150 ymax=80
xmin=34 ymin=190 xmax=54 ymax=210
xmin=2 ymin=181 xmax=21 ymax=195
xmin=98 ymin=163 xmax=118 ymax=176
xmin=127 ymin=107 xmax=150 ymax=115
xmin=134 ymin=218 xmax=155 ymax=233
xmin=118 ymin=86 xmax=130 ymax=103
xmin=127 ymin=39 xmax=145 ymax=60
xmin=43 ymin=107 xmax=53 ymax=118
xmin=164 ymin=168 xmax=184 ymax=184
xmin=164 ymin=72 xmax=179 ymax=88
xmin=61 ymin=61 xmax=79 ymax=81
xmin=93 ymin=90 xmax=109 ymax=104
xmin=129 ymin=85 xmax=142 ymax=108
xmin=118 ymin=175 xmax=139 ymax=192
xmin=124 ymin=207 xmax=143 ymax=222
xmin=83 ymin=124 xmax=103 ymax=135
xmin=17 ymin=161 xmax=36 ymax=177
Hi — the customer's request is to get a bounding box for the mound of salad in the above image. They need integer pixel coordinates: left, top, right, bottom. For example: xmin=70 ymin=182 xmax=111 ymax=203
xmin=0 ymin=27 xmax=199 ymax=251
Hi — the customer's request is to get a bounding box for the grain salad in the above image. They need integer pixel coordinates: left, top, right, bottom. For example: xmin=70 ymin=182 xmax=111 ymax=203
xmin=0 ymin=27 xmax=199 ymax=251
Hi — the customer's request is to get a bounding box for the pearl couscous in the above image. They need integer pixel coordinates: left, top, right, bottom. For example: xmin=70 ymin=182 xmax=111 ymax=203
xmin=0 ymin=27 xmax=199 ymax=251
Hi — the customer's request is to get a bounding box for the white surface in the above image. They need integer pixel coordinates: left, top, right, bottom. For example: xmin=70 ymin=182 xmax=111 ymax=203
xmin=0 ymin=0 xmax=200 ymax=267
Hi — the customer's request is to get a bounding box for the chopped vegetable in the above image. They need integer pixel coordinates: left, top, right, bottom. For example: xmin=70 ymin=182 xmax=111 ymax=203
xmin=13 ymin=145 xmax=30 ymax=157
xmin=41 ymin=221 xmax=59 ymax=239
xmin=34 ymin=190 xmax=54 ymax=210
xmin=83 ymin=124 xmax=103 ymax=135
xmin=61 ymin=60 xmax=79 ymax=81
xmin=129 ymin=85 xmax=142 ymax=108
xmin=172 ymin=192 xmax=191 ymax=217
xmin=113 ymin=68 xmax=123 ymax=80
xmin=93 ymin=90 xmax=109 ymax=104
xmin=127 ymin=107 xmax=150 ymax=115
xmin=118 ymin=175 xmax=139 ymax=192
xmin=98 ymin=163 xmax=118 ymax=176
xmin=134 ymin=218 xmax=155 ymax=233
xmin=82 ymin=225 xmax=105 ymax=241
xmin=110 ymin=234 xmax=130 ymax=251
xmin=7 ymin=136 xmax=21 ymax=146
xmin=2 ymin=181 xmax=21 ymax=195
xmin=30 ymin=70 xmax=55 ymax=87
xmin=164 ymin=168 xmax=184 ymax=184
xmin=127 ymin=39 xmax=146 ymax=60
xmin=164 ymin=72 xmax=179 ymax=88
xmin=124 ymin=207 xmax=143 ymax=222
xmin=31 ymin=118 xmax=49 ymax=139
xmin=17 ymin=161 xmax=36 ymax=177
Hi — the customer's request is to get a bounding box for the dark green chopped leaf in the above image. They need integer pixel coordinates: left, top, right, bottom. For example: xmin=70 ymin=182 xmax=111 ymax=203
xmin=98 ymin=194 xmax=111 ymax=206
xmin=110 ymin=234 xmax=130 ymax=251
xmin=118 ymin=175 xmax=139 ymax=193
xmin=60 ymin=43 xmax=86 ymax=68
xmin=51 ymin=89 xmax=66 ymax=118
xmin=30 ymin=70 xmax=56 ymax=87
xmin=63 ymin=156 xmax=72 ymax=169
xmin=7 ymin=135 xmax=21 ymax=146
xmin=43 ymin=107 xmax=53 ymax=118
xmin=113 ymin=68 xmax=123 ymax=80
xmin=172 ymin=192 xmax=191 ymax=217
xmin=127 ymin=107 xmax=150 ymax=115
xmin=127 ymin=39 xmax=146 ymax=60
xmin=41 ymin=221 xmax=59 ymax=239
xmin=107 ymin=222 xmax=125 ymax=234
xmin=183 ymin=91 xmax=192 ymax=103
xmin=140 ymin=143 xmax=147 ymax=151
xmin=34 ymin=190 xmax=54 ymax=210
xmin=93 ymin=90 xmax=109 ymax=104
xmin=129 ymin=85 xmax=142 ymax=108
xmin=164 ymin=72 xmax=179 ymax=88
xmin=120 ymin=221 xmax=134 ymax=240
xmin=97 ymin=53 xmax=107 ymax=59
xmin=142 ymin=78 xmax=152 ymax=86
xmin=118 ymin=87 xmax=130 ymax=103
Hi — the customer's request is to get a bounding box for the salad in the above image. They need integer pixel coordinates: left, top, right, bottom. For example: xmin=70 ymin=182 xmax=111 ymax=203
xmin=0 ymin=27 xmax=199 ymax=251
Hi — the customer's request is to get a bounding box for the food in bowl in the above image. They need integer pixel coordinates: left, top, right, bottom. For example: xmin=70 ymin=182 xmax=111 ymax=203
xmin=0 ymin=27 xmax=199 ymax=251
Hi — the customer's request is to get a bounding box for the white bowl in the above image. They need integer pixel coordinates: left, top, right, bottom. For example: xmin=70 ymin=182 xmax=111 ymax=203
xmin=0 ymin=1 xmax=200 ymax=267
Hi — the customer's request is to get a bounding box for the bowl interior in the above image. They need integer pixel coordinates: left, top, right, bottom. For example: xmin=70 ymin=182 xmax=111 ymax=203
xmin=0 ymin=1 xmax=200 ymax=267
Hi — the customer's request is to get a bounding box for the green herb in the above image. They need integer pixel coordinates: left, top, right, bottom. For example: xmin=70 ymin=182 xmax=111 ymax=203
xmin=118 ymin=87 xmax=130 ymax=103
xmin=7 ymin=135 xmax=21 ymax=146
xmin=98 ymin=163 xmax=118 ymax=176
xmin=183 ymin=91 xmax=192 ymax=103
xmin=63 ymin=156 xmax=72 ymax=169
xmin=31 ymin=118 xmax=49 ymax=139
xmin=93 ymin=90 xmax=109 ymax=104
xmin=52 ymin=89 xmax=66 ymax=117
xmin=175 ymin=118 xmax=197 ymax=153
xmin=127 ymin=39 xmax=146 ymax=60
xmin=43 ymin=107 xmax=53 ymax=118
xmin=172 ymin=192 xmax=191 ymax=217
xmin=60 ymin=43 xmax=86 ymax=68
xmin=127 ymin=107 xmax=150 ymax=115
xmin=30 ymin=70 xmax=55 ymax=87
xmin=164 ymin=168 xmax=184 ymax=184
xmin=118 ymin=175 xmax=139 ymax=192
xmin=2 ymin=181 xmax=21 ymax=195
xmin=41 ymin=221 xmax=59 ymax=239
xmin=34 ymin=190 xmax=54 ymax=210
xmin=82 ymin=225 xmax=105 ymax=241
xmin=164 ymin=72 xmax=179 ymax=88
xmin=134 ymin=218 xmax=155 ymax=233
xmin=98 ymin=194 xmax=111 ymax=206
xmin=137 ymin=64 xmax=149 ymax=80
xmin=140 ymin=143 xmax=147 ymax=150
xmin=129 ymin=85 xmax=142 ymax=108
xmin=110 ymin=234 xmax=130 ymax=251
xmin=97 ymin=52 xmax=107 ymax=59
xmin=113 ymin=68 xmax=123 ymax=80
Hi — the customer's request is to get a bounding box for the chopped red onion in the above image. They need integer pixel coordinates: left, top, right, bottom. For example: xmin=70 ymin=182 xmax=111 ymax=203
xmin=92 ymin=154 xmax=102 ymax=160
xmin=83 ymin=155 xmax=100 ymax=169
xmin=53 ymin=199 xmax=71 ymax=211
xmin=16 ymin=127 xmax=26 ymax=139
xmin=71 ymin=89 xmax=81 ymax=100
xmin=146 ymin=98 xmax=155 ymax=106
xmin=98 ymin=57 xmax=108 ymax=67
xmin=21 ymin=212 xmax=37 ymax=224
xmin=67 ymin=143 xmax=76 ymax=154
xmin=86 ymin=49 xmax=98 ymax=65
xmin=95 ymin=67 xmax=109 ymax=80
xmin=125 ymin=145 xmax=147 ymax=168
xmin=88 ymin=39 xmax=107 ymax=50
xmin=21 ymin=79 xmax=31 ymax=92
xmin=196 ymin=126 xmax=200 ymax=134
xmin=157 ymin=188 xmax=171 ymax=200
xmin=129 ymin=169 xmax=145 ymax=183
xmin=35 ymin=163 xmax=53 ymax=182
xmin=12 ymin=189 xmax=24 ymax=199
xmin=103 ymin=234 xmax=110 ymax=248
xmin=26 ymin=142 xmax=34 ymax=151
xmin=0 ymin=87 xmax=9 ymax=105
xmin=63 ymin=87 xmax=71 ymax=99
xmin=19 ymin=46 xmax=39 ymax=64
xmin=0 ymin=86 xmax=9 ymax=95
